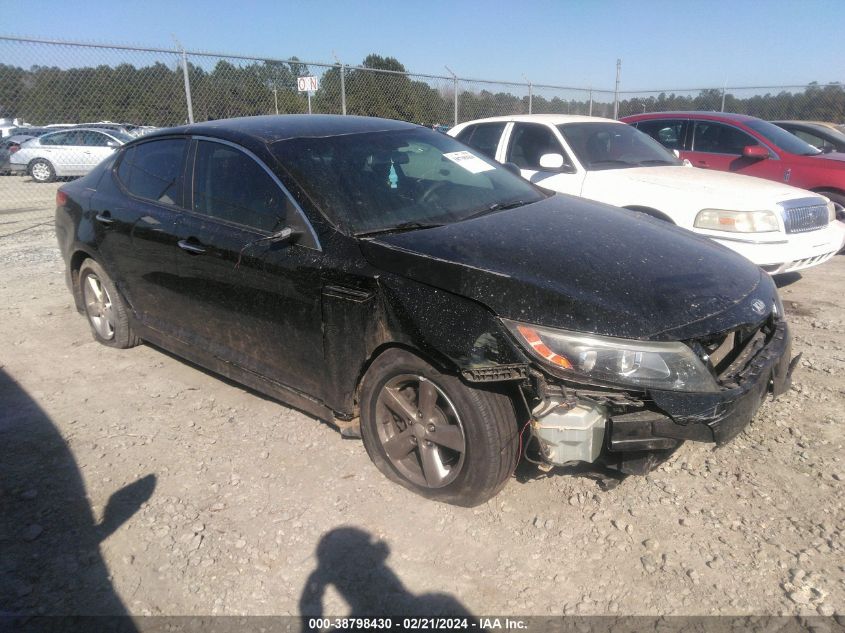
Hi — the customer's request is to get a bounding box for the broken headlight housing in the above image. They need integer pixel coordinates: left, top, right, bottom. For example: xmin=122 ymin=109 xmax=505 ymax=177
xmin=504 ymin=319 xmax=719 ymax=393
xmin=694 ymin=209 xmax=780 ymax=233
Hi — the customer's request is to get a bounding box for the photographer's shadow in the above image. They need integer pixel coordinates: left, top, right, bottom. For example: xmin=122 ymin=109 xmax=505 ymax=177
xmin=299 ymin=527 xmax=473 ymax=627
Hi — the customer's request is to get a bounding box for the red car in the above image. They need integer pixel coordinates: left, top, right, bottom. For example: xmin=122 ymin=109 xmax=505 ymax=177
xmin=622 ymin=111 xmax=845 ymax=208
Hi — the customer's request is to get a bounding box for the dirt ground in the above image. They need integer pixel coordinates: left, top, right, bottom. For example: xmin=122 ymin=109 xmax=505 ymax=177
xmin=1 ymin=176 xmax=844 ymax=619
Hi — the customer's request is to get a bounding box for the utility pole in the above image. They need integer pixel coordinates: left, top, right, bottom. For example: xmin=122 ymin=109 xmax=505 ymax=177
xmin=721 ymin=79 xmax=727 ymax=112
xmin=588 ymin=87 xmax=593 ymax=116
xmin=613 ymin=58 xmax=621 ymax=119
xmin=273 ymin=86 xmax=279 ymax=115
xmin=445 ymin=65 xmax=458 ymax=127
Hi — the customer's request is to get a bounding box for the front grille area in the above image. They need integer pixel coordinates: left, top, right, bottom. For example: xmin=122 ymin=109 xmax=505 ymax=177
xmin=783 ymin=204 xmax=829 ymax=233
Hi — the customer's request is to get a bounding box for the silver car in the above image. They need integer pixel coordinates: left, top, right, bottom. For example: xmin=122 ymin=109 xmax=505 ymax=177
xmin=10 ymin=128 xmax=132 ymax=182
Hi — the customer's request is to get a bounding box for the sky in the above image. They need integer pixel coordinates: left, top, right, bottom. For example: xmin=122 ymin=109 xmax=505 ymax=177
xmin=3 ymin=0 xmax=844 ymax=91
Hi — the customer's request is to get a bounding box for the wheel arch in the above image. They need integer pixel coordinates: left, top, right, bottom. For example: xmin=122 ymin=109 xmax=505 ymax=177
xmin=68 ymin=248 xmax=103 ymax=312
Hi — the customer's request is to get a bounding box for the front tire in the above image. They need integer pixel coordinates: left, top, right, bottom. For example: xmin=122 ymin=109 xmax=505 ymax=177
xmin=78 ymin=259 xmax=140 ymax=349
xmin=359 ymin=348 xmax=519 ymax=506
xmin=29 ymin=158 xmax=56 ymax=183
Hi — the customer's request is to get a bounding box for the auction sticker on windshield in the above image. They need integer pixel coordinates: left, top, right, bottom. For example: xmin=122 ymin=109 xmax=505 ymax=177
xmin=443 ymin=150 xmax=495 ymax=174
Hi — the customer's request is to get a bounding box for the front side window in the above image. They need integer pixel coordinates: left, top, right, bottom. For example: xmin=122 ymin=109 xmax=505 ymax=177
xmin=116 ymin=138 xmax=186 ymax=206
xmin=744 ymin=119 xmax=820 ymax=156
xmin=192 ymin=141 xmax=289 ymax=233
xmin=271 ymin=127 xmax=545 ymax=235
xmin=692 ymin=122 xmax=759 ymax=155
xmin=80 ymin=131 xmax=112 ymax=147
xmin=634 ymin=119 xmax=688 ymax=150
xmin=457 ymin=122 xmax=506 ymax=159
xmin=507 ymin=123 xmax=568 ymax=170
xmin=559 ymin=122 xmax=681 ymax=170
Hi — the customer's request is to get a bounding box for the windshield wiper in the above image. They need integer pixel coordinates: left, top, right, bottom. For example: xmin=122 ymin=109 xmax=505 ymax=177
xmin=637 ymin=159 xmax=676 ymax=166
xmin=462 ymin=199 xmax=528 ymax=222
xmin=355 ymin=221 xmax=444 ymax=237
xmin=587 ymin=159 xmax=635 ymax=169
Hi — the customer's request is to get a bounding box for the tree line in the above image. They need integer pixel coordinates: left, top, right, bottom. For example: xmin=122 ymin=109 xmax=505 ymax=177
xmin=0 ymin=52 xmax=842 ymax=127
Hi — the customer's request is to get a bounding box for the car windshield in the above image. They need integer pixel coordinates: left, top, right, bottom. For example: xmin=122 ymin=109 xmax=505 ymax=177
xmin=272 ymin=127 xmax=546 ymax=235
xmin=744 ymin=119 xmax=821 ymax=156
xmin=558 ymin=122 xmax=682 ymax=170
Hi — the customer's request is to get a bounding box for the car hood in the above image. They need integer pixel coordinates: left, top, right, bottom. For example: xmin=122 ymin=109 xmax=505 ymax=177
xmin=583 ymin=165 xmax=817 ymax=209
xmin=360 ymin=195 xmax=775 ymax=341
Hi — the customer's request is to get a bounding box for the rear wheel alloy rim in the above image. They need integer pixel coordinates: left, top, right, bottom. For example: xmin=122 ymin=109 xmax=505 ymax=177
xmin=31 ymin=162 xmax=50 ymax=181
xmin=82 ymin=274 xmax=115 ymax=340
xmin=375 ymin=375 xmax=466 ymax=489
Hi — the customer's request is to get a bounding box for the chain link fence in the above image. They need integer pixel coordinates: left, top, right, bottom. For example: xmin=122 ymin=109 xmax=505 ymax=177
xmin=0 ymin=35 xmax=843 ymax=216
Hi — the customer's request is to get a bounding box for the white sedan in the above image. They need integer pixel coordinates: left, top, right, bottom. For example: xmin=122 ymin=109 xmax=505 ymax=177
xmin=10 ymin=127 xmax=131 ymax=183
xmin=450 ymin=114 xmax=845 ymax=275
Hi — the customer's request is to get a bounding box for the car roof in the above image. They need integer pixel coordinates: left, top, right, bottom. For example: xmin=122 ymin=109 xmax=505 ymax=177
xmin=457 ymin=114 xmax=614 ymax=126
xmin=623 ymin=111 xmax=764 ymax=124
xmin=141 ymin=115 xmax=421 ymax=146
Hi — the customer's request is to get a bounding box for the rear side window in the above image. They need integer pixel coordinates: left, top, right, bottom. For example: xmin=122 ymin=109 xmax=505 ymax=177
xmin=116 ymin=138 xmax=186 ymax=206
xmin=507 ymin=123 xmax=569 ymax=170
xmin=456 ymin=122 xmax=506 ymax=159
xmin=634 ymin=119 xmax=688 ymax=150
xmin=192 ymin=141 xmax=288 ymax=233
xmin=692 ymin=122 xmax=759 ymax=155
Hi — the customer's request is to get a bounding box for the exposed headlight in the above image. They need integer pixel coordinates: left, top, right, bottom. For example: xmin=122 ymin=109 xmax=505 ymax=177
xmin=694 ymin=209 xmax=780 ymax=233
xmin=504 ymin=319 xmax=719 ymax=393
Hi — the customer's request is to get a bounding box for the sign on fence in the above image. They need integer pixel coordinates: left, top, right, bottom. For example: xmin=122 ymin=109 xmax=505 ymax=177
xmin=297 ymin=76 xmax=319 ymax=92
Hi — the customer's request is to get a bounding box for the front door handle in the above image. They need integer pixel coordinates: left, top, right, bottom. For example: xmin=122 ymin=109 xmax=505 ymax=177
xmin=177 ymin=239 xmax=206 ymax=255
xmin=95 ymin=211 xmax=114 ymax=224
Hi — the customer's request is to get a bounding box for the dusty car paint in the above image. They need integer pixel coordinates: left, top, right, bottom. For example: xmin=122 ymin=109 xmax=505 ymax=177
xmin=55 ymin=115 xmax=795 ymax=478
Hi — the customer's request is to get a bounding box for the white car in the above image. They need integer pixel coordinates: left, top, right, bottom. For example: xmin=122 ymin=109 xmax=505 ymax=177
xmin=10 ymin=127 xmax=132 ymax=183
xmin=450 ymin=115 xmax=845 ymax=275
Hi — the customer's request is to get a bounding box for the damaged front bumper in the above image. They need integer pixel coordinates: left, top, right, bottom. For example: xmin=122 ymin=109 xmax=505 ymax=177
xmin=530 ymin=319 xmax=797 ymax=474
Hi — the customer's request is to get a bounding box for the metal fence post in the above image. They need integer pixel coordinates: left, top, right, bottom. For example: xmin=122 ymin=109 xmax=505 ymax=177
xmin=180 ymin=49 xmax=194 ymax=124
xmin=524 ymin=75 xmax=532 ymax=114
xmin=613 ymin=58 xmax=621 ymax=119
xmin=333 ymin=54 xmax=347 ymax=115
xmin=340 ymin=64 xmax=347 ymax=115
xmin=445 ymin=66 xmax=458 ymax=126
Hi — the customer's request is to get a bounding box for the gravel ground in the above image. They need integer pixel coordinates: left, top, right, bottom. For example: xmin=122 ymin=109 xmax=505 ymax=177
xmin=1 ymin=181 xmax=844 ymax=619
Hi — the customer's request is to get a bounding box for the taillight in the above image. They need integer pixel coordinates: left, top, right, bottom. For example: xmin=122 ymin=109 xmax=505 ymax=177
xmin=56 ymin=190 xmax=68 ymax=207
xmin=9 ymin=145 xmax=19 ymax=154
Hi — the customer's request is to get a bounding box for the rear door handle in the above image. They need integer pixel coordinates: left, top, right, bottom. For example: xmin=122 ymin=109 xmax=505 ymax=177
xmin=95 ymin=211 xmax=114 ymax=224
xmin=177 ymin=239 xmax=206 ymax=255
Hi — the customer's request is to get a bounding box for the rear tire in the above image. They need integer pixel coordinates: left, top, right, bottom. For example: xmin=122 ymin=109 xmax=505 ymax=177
xmin=359 ymin=348 xmax=519 ymax=506
xmin=78 ymin=259 xmax=140 ymax=349
xmin=29 ymin=158 xmax=56 ymax=183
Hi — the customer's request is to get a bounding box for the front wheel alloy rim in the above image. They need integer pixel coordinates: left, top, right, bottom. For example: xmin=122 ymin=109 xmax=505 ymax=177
xmin=31 ymin=162 xmax=50 ymax=181
xmin=375 ymin=375 xmax=466 ymax=489
xmin=82 ymin=273 xmax=115 ymax=340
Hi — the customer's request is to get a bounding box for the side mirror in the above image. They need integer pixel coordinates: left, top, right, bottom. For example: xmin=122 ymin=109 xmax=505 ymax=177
xmin=539 ymin=153 xmax=565 ymax=170
xmin=672 ymin=149 xmax=680 ymax=159
xmin=106 ymin=140 xmax=120 ymax=148
xmin=742 ymin=145 xmax=769 ymax=160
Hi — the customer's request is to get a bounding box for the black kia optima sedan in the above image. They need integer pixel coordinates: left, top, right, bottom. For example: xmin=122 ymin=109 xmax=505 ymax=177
xmin=56 ymin=115 xmax=796 ymax=506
